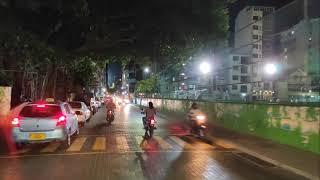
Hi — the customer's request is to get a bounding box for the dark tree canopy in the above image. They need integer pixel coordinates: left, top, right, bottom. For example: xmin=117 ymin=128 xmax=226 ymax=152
xmin=0 ymin=0 xmax=233 ymax=57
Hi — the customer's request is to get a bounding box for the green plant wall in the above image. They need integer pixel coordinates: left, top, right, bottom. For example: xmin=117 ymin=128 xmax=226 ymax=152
xmin=137 ymin=98 xmax=320 ymax=154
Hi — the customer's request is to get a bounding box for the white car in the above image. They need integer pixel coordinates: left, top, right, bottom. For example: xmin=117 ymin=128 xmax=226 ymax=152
xmin=69 ymin=101 xmax=91 ymax=126
xmin=12 ymin=102 xmax=79 ymax=147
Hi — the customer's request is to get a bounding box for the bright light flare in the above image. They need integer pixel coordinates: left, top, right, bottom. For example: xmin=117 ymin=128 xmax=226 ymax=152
xmin=199 ymin=62 xmax=211 ymax=74
xmin=264 ymin=63 xmax=277 ymax=75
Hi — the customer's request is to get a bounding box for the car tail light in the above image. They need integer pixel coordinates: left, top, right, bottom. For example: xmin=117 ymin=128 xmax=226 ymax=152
xmin=56 ymin=115 xmax=67 ymax=126
xmin=12 ymin=117 xmax=20 ymax=127
xmin=36 ymin=104 xmax=46 ymax=108
xmin=75 ymin=111 xmax=83 ymax=115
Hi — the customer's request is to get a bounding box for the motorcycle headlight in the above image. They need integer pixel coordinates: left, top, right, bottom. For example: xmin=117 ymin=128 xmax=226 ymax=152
xmin=196 ymin=115 xmax=206 ymax=123
xmin=196 ymin=115 xmax=206 ymax=121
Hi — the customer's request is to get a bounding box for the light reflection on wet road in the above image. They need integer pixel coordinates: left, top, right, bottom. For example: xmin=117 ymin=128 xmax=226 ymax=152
xmin=0 ymin=104 xmax=306 ymax=180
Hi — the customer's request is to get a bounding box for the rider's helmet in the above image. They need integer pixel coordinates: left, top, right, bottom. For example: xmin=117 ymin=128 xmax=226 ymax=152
xmin=191 ymin=102 xmax=198 ymax=109
xmin=148 ymin=102 xmax=154 ymax=109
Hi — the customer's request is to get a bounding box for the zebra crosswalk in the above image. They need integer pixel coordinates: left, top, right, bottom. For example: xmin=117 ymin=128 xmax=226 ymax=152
xmin=4 ymin=135 xmax=219 ymax=156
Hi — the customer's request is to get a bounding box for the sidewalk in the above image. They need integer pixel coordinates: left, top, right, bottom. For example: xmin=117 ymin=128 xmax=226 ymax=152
xmin=209 ymin=125 xmax=320 ymax=180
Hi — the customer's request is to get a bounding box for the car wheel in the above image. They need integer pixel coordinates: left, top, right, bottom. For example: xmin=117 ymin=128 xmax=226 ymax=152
xmin=64 ymin=129 xmax=71 ymax=147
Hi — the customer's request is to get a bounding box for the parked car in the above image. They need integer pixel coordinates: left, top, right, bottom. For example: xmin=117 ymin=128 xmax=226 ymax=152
xmin=11 ymin=102 xmax=79 ymax=147
xmin=68 ymin=101 xmax=91 ymax=126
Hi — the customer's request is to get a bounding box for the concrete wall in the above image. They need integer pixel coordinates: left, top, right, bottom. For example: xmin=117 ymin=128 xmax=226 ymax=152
xmin=136 ymin=98 xmax=320 ymax=154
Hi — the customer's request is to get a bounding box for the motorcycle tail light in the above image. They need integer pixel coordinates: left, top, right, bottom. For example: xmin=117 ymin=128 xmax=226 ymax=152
xmin=150 ymin=119 xmax=155 ymax=124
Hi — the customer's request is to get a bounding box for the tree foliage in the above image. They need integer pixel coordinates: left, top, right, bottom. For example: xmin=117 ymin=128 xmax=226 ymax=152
xmin=135 ymin=75 xmax=158 ymax=94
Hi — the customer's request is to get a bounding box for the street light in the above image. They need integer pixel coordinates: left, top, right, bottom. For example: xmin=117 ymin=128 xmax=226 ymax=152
xmin=144 ymin=67 xmax=150 ymax=73
xmin=264 ymin=63 xmax=277 ymax=75
xmin=199 ymin=62 xmax=211 ymax=74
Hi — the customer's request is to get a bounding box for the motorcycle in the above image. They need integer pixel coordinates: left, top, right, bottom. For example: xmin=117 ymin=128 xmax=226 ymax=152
xmin=141 ymin=109 xmax=156 ymax=138
xmin=106 ymin=110 xmax=115 ymax=124
xmin=190 ymin=114 xmax=207 ymax=137
xmin=145 ymin=117 xmax=156 ymax=138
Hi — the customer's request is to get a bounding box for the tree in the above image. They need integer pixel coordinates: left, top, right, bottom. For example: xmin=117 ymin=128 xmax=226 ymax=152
xmin=135 ymin=75 xmax=158 ymax=94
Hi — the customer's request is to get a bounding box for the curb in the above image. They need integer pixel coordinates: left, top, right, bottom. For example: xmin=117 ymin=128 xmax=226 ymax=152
xmin=210 ymin=137 xmax=319 ymax=180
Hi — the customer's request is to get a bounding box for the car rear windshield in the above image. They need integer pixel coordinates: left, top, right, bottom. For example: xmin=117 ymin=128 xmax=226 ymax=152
xmin=68 ymin=102 xmax=82 ymax=108
xmin=20 ymin=105 xmax=62 ymax=118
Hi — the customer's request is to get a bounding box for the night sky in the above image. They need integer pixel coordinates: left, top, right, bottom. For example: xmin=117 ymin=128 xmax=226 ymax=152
xmin=108 ymin=63 xmax=122 ymax=86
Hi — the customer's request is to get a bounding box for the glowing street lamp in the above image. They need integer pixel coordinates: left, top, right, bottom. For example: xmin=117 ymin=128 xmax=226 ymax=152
xmin=264 ymin=63 xmax=277 ymax=75
xmin=144 ymin=67 xmax=150 ymax=73
xmin=199 ymin=62 xmax=211 ymax=74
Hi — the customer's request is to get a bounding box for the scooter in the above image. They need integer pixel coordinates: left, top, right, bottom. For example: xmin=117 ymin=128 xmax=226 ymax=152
xmin=141 ymin=109 xmax=156 ymax=138
xmin=106 ymin=110 xmax=115 ymax=125
xmin=190 ymin=115 xmax=207 ymax=137
xmin=145 ymin=117 xmax=156 ymax=138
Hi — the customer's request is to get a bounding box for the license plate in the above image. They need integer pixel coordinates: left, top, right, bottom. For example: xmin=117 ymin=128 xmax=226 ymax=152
xmin=29 ymin=133 xmax=46 ymax=140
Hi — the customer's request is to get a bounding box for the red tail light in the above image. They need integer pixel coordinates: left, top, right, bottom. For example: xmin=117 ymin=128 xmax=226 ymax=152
xmin=12 ymin=117 xmax=20 ymax=127
xmin=150 ymin=119 xmax=155 ymax=124
xmin=56 ymin=115 xmax=67 ymax=126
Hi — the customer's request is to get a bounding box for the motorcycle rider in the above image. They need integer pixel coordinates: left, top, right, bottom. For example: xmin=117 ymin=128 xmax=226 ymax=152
xmin=143 ymin=102 xmax=157 ymax=135
xmin=105 ymin=98 xmax=116 ymax=116
xmin=187 ymin=102 xmax=204 ymax=133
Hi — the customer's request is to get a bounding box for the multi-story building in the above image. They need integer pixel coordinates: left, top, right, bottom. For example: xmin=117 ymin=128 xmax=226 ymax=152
xmin=225 ymin=6 xmax=275 ymax=99
xmin=229 ymin=6 xmax=275 ymax=93
xmin=223 ymin=53 xmax=252 ymax=100
xmin=275 ymin=17 xmax=320 ymax=102
xmin=121 ymin=61 xmax=142 ymax=94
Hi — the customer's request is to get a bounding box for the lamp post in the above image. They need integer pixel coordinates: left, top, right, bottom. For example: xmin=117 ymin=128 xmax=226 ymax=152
xmin=264 ymin=63 xmax=278 ymax=101
xmin=144 ymin=67 xmax=150 ymax=74
xmin=199 ymin=61 xmax=213 ymax=94
xmin=144 ymin=67 xmax=150 ymax=79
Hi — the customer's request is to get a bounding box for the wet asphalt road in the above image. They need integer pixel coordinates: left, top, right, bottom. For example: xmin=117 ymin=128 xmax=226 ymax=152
xmin=0 ymin=104 xmax=307 ymax=180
